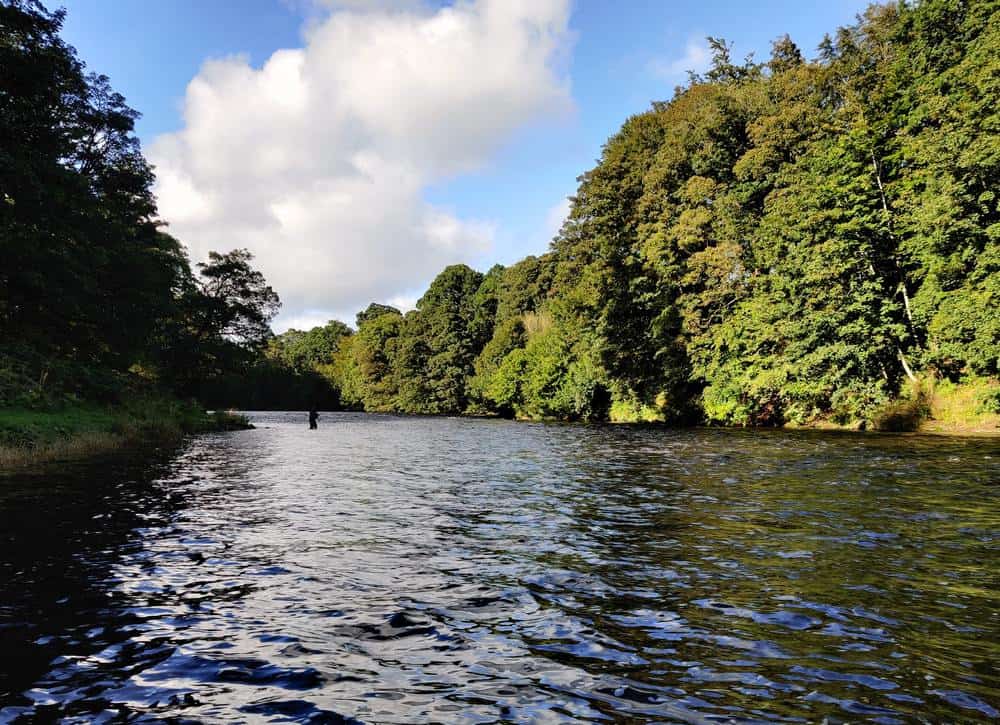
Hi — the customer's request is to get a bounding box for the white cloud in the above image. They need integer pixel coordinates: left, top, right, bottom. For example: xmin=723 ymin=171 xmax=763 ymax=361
xmin=280 ymin=311 xmax=347 ymax=332
xmin=386 ymin=294 xmax=418 ymax=313
xmin=151 ymin=0 xmax=572 ymax=330
xmin=650 ymin=36 xmax=711 ymax=78
xmin=544 ymin=196 xmax=571 ymax=242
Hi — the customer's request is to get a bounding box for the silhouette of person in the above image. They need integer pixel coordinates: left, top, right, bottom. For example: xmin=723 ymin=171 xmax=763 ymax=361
xmin=309 ymin=409 xmax=319 ymax=429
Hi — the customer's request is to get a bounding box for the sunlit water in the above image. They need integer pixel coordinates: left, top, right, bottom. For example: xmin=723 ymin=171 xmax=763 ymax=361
xmin=1 ymin=413 xmax=998 ymax=723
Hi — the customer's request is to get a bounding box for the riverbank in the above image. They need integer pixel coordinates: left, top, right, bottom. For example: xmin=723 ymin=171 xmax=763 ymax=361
xmin=604 ymin=378 xmax=1000 ymax=435
xmin=868 ymin=378 xmax=999 ymax=435
xmin=0 ymin=399 xmax=252 ymax=470
xmin=6 ymin=377 xmax=992 ymax=470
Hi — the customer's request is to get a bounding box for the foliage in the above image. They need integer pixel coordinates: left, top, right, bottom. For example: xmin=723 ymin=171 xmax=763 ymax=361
xmin=467 ymin=316 xmax=526 ymax=415
xmin=324 ymin=0 xmax=998 ymax=428
xmin=395 ymin=265 xmax=487 ymax=414
xmin=870 ymin=382 xmax=931 ymax=432
xmin=194 ymin=249 xmax=280 ymax=350
xmin=918 ymin=377 xmax=1000 ymax=434
xmin=1 ymin=0 xmax=189 ymax=371
xmin=148 ymin=246 xmax=286 ymax=400
xmin=0 ymin=2 xmax=301 ymax=412
xmin=333 ymin=307 xmax=403 ymax=412
xmin=3 ymin=0 xmax=998 ymax=432
xmin=356 ymin=303 xmax=401 ymax=328
xmin=269 ymin=322 xmax=352 ymax=371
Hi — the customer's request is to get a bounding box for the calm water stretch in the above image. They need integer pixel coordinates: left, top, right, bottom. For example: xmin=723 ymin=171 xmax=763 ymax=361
xmin=1 ymin=413 xmax=998 ymax=723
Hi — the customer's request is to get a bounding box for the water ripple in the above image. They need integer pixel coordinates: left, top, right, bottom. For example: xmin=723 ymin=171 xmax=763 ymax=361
xmin=1 ymin=413 xmax=998 ymax=722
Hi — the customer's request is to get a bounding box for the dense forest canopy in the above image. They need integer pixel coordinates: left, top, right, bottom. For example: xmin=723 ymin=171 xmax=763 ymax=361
xmin=324 ymin=0 xmax=999 ymax=426
xmin=2 ymin=0 xmax=998 ymax=428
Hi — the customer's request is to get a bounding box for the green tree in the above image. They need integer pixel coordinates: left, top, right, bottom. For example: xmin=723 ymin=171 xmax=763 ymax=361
xmin=887 ymin=0 xmax=1000 ymax=377
xmin=467 ymin=316 xmax=526 ymax=415
xmin=356 ymin=303 xmax=401 ymax=328
xmin=395 ymin=265 xmax=486 ymax=414
xmin=270 ymin=320 xmax=353 ymax=371
xmin=156 ymin=248 xmax=280 ymax=397
xmin=0 ymin=0 xmax=190 ymax=375
xmin=332 ymin=306 xmax=403 ymax=412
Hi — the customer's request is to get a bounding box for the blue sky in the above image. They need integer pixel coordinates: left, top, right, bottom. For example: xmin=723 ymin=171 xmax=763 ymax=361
xmin=60 ymin=0 xmax=871 ymax=329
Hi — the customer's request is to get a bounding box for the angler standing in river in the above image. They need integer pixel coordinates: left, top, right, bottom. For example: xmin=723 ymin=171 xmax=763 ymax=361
xmin=308 ymin=409 xmax=319 ymax=429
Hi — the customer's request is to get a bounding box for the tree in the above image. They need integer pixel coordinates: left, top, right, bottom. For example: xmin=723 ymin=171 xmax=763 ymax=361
xmin=356 ymin=303 xmax=401 ymax=328
xmin=314 ymin=1 xmax=1000 ymax=425
xmin=395 ymin=265 xmax=486 ymax=414
xmin=350 ymin=309 xmax=403 ymax=412
xmin=194 ymin=249 xmax=280 ymax=351
xmin=270 ymin=320 xmax=353 ymax=371
xmin=887 ymin=0 xmax=1000 ymax=378
xmin=17 ymin=0 xmax=989 ymax=424
xmin=0 ymin=0 xmax=189 ymax=374
xmin=155 ymin=248 xmax=280 ymax=396
xmin=467 ymin=316 xmax=526 ymax=415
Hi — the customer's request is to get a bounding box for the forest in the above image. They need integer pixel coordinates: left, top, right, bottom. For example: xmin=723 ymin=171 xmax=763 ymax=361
xmin=0 ymin=0 xmax=287 ymax=452
xmin=292 ymin=0 xmax=1000 ymax=429
xmin=2 ymin=0 xmax=998 ymax=435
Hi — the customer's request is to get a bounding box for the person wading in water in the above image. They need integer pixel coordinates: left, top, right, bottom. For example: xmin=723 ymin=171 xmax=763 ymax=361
xmin=309 ymin=409 xmax=319 ymax=429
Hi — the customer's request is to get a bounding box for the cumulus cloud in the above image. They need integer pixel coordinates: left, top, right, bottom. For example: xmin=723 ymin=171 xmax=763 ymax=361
xmin=151 ymin=0 xmax=572 ymax=329
xmin=544 ymin=196 xmax=571 ymax=242
xmin=650 ymin=36 xmax=711 ymax=78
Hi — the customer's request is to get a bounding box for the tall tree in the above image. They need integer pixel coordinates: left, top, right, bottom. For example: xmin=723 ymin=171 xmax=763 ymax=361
xmin=1 ymin=0 xmax=189 ymax=371
xmin=395 ymin=265 xmax=485 ymax=414
xmin=270 ymin=320 xmax=353 ymax=371
xmin=155 ymin=248 xmax=280 ymax=395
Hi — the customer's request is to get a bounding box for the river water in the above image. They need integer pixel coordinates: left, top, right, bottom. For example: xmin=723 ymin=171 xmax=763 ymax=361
xmin=0 ymin=412 xmax=998 ymax=723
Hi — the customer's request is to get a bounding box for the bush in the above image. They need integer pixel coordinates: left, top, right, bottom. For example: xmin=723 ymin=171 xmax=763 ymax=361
xmin=976 ymin=385 xmax=1000 ymax=415
xmin=870 ymin=383 xmax=930 ymax=432
xmin=0 ymin=346 xmax=135 ymax=408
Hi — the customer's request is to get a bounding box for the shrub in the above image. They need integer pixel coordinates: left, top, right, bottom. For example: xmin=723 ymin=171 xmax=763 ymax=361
xmin=870 ymin=382 xmax=930 ymax=432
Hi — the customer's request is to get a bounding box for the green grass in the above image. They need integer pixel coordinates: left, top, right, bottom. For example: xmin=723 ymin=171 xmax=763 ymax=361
xmin=922 ymin=377 xmax=1000 ymax=434
xmin=0 ymin=398 xmax=251 ymax=469
xmin=0 ymin=406 xmax=117 ymax=448
xmin=865 ymin=377 xmax=1000 ymax=434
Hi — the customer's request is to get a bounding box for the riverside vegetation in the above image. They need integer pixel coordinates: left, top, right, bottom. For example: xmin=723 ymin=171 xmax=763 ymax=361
xmin=0 ymin=1 xmax=272 ymax=463
xmin=2 ymin=0 xmax=999 ymax=461
xmin=279 ymin=0 xmax=1000 ymax=431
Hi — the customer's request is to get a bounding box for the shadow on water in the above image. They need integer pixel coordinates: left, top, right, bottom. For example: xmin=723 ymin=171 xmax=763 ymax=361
xmin=0 ymin=446 xmax=186 ymax=714
xmin=0 ymin=415 xmax=998 ymax=722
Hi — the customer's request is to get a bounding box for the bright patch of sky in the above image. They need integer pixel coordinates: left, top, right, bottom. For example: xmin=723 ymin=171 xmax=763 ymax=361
xmin=60 ymin=0 xmax=870 ymax=331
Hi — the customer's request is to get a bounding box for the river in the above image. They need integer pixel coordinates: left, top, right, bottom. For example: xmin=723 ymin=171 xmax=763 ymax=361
xmin=1 ymin=412 xmax=998 ymax=722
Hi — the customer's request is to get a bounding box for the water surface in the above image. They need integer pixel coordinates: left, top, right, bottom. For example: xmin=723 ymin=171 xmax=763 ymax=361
xmin=1 ymin=413 xmax=998 ymax=722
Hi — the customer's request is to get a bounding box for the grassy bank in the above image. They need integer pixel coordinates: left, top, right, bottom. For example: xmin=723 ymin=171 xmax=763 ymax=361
xmin=790 ymin=378 xmax=1000 ymax=434
xmin=915 ymin=378 xmax=1000 ymax=435
xmin=0 ymin=398 xmax=251 ymax=470
xmin=603 ymin=378 xmax=1000 ymax=435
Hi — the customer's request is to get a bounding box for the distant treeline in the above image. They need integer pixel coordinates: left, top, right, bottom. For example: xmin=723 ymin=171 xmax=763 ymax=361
xmin=279 ymin=0 xmax=999 ymax=425
xmin=3 ymin=0 xmax=998 ymax=427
